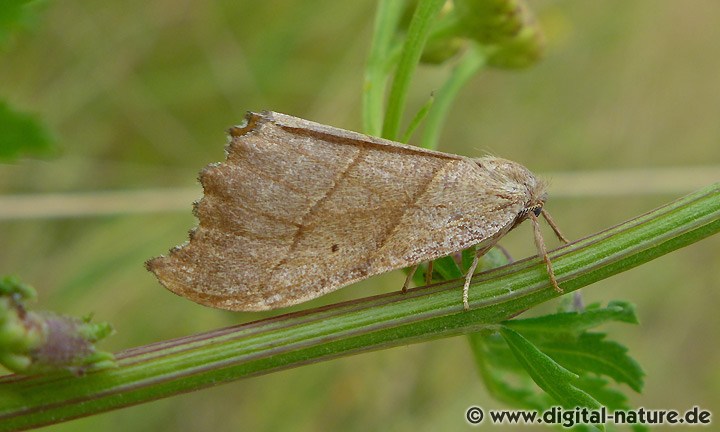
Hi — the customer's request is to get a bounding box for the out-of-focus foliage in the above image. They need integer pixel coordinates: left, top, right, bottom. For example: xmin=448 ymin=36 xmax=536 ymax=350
xmin=0 ymin=1 xmax=55 ymax=162
xmin=0 ymin=101 xmax=54 ymax=162
xmin=0 ymin=276 xmax=115 ymax=374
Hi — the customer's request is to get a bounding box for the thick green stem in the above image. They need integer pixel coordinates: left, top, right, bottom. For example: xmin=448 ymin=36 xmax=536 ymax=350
xmin=0 ymin=183 xmax=718 ymax=431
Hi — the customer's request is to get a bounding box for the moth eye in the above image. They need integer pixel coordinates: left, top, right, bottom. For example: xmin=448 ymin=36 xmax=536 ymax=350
xmin=533 ymin=206 xmax=542 ymax=217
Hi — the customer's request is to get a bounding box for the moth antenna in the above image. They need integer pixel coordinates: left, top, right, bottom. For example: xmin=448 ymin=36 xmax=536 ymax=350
xmin=530 ymin=213 xmax=563 ymax=293
xmin=541 ymin=208 xmax=569 ymax=244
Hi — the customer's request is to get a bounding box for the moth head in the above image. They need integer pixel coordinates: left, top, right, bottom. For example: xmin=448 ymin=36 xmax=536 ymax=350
xmin=519 ymin=185 xmax=548 ymax=220
xmin=475 ymin=156 xmax=548 ymax=221
xmin=518 ymin=202 xmax=543 ymax=220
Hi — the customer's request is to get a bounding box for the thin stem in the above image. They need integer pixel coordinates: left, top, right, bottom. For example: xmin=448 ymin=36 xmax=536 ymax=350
xmin=0 ymin=183 xmax=717 ymax=431
xmin=362 ymin=0 xmax=406 ymax=136
xmin=0 ymin=188 xmax=198 ymax=220
xmin=420 ymin=46 xmax=486 ymax=150
xmin=381 ymin=0 xmax=445 ymax=140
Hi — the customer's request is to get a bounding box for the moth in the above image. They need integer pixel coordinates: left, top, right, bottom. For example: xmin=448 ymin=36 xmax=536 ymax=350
xmin=147 ymin=111 xmax=568 ymax=311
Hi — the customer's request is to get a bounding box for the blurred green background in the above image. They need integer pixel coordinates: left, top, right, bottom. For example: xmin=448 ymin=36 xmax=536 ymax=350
xmin=1 ymin=1 xmax=719 ymax=430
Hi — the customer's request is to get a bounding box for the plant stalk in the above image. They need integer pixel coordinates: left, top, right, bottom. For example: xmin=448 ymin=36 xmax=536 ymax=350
xmin=0 ymin=183 xmax=717 ymax=431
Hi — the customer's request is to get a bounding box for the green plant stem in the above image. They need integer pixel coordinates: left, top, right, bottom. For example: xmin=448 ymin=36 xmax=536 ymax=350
xmin=420 ymin=46 xmax=486 ymax=150
xmin=381 ymin=0 xmax=445 ymax=140
xmin=362 ymin=0 xmax=406 ymax=136
xmin=0 ymin=183 xmax=718 ymax=430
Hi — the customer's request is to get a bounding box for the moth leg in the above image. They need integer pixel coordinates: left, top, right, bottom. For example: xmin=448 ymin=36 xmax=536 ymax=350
xmin=462 ymin=244 xmax=495 ymax=310
xmin=463 ymin=255 xmax=479 ymax=311
xmin=530 ymin=212 xmax=563 ymax=293
xmin=424 ymin=261 xmax=434 ymax=286
xmin=541 ymin=208 xmax=569 ymax=244
xmin=540 ymin=209 xmax=581 ymax=306
xmin=402 ymin=264 xmax=419 ymax=294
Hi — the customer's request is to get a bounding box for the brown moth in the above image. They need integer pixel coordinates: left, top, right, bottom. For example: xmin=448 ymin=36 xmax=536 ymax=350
xmin=146 ymin=111 xmax=568 ymax=311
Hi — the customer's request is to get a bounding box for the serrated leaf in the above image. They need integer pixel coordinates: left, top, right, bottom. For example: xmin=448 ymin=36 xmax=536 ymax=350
xmin=505 ymin=300 xmax=639 ymax=337
xmin=574 ymin=375 xmax=628 ymax=410
xmin=470 ymin=302 xmax=643 ymax=431
xmin=539 ymin=333 xmax=645 ymax=392
xmin=468 ymin=331 xmax=551 ymax=410
xmin=500 ymin=327 xmax=601 ymax=410
xmin=499 ymin=301 xmax=645 ymax=393
xmin=0 ymin=100 xmax=55 ymax=162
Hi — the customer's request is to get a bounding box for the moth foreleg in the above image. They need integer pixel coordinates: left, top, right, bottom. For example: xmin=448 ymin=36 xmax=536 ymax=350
xmin=530 ymin=212 xmax=563 ymax=293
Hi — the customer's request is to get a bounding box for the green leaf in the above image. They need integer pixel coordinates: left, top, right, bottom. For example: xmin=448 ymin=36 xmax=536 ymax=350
xmin=0 ymin=100 xmax=55 ymax=162
xmin=574 ymin=376 xmax=649 ymax=432
xmin=468 ymin=331 xmax=552 ymax=411
xmin=470 ymin=301 xmax=644 ymax=427
xmin=0 ymin=0 xmax=42 ymax=46
xmin=500 ymin=326 xmax=602 ymax=409
xmin=574 ymin=375 xmax=628 ymax=410
xmin=539 ymin=333 xmax=645 ymax=393
xmin=410 ymin=253 xmax=462 ymax=287
xmin=431 ymin=255 xmax=464 ymax=280
xmin=505 ymin=300 xmax=639 ymax=336
xmin=401 ymin=94 xmax=434 ymax=142
xmin=501 ymin=301 xmax=645 ymax=392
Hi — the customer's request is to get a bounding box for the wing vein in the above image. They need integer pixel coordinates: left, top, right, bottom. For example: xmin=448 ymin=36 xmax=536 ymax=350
xmin=269 ymin=147 xmax=367 ymax=272
xmin=366 ymin=159 xmax=458 ymax=268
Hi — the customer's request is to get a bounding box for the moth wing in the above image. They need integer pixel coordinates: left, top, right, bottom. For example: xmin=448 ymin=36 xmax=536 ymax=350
xmin=367 ymin=158 xmax=524 ymax=271
xmin=147 ymin=112 xmax=524 ymax=311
